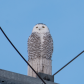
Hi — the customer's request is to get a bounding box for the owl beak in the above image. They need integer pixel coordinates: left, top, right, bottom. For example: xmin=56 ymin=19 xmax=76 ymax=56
xmin=39 ymin=29 xmax=41 ymax=30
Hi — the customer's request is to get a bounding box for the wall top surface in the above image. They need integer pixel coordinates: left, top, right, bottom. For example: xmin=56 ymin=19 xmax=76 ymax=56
xmin=0 ymin=69 xmax=58 ymax=84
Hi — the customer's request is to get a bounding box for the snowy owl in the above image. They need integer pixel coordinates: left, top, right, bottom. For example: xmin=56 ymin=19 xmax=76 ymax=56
xmin=28 ymin=23 xmax=53 ymax=60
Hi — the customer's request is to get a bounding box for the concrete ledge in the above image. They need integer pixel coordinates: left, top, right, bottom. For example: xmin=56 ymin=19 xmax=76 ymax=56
xmin=37 ymin=72 xmax=54 ymax=82
xmin=0 ymin=69 xmax=58 ymax=84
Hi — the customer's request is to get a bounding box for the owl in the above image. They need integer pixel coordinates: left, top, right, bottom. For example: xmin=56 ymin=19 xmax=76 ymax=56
xmin=28 ymin=23 xmax=53 ymax=60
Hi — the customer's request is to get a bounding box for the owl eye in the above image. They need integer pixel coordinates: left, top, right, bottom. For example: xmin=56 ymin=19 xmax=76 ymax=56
xmin=42 ymin=26 xmax=45 ymax=28
xmin=36 ymin=27 xmax=38 ymax=28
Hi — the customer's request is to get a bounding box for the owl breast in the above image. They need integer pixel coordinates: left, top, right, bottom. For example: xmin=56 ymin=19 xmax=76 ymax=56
xmin=28 ymin=32 xmax=53 ymax=60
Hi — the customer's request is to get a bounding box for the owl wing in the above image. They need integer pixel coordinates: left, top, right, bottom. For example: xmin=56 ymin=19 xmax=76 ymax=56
xmin=28 ymin=32 xmax=41 ymax=60
xmin=42 ymin=33 xmax=53 ymax=59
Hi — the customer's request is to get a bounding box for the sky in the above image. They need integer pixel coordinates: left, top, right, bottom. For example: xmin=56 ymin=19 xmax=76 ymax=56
xmin=0 ymin=0 xmax=84 ymax=84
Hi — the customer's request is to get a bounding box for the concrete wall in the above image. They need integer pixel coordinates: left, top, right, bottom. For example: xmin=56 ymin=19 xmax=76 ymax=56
xmin=0 ymin=69 xmax=58 ymax=84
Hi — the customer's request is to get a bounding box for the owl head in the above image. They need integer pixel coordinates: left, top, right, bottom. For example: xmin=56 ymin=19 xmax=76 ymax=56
xmin=32 ymin=23 xmax=50 ymax=34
